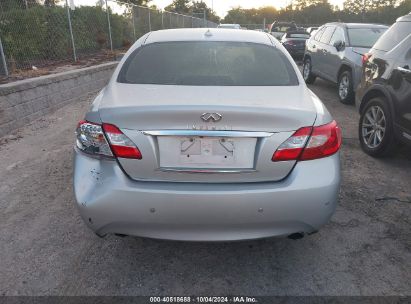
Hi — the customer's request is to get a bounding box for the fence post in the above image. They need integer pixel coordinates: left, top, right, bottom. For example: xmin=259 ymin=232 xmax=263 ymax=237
xmin=0 ymin=36 xmax=9 ymax=77
xmin=131 ymin=5 xmax=136 ymax=41
xmin=161 ymin=11 xmax=164 ymax=29
xmin=148 ymin=8 xmax=151 ymax=31
xmin=105 ymin=0 xmax=113 ymax=51
xmin=65 ymin=0 xmax=77 ymax=62
xmin=182 ymin=15 xmax=184 ymax=28
xmin=203 ymin=10 xmax=206 ymax=28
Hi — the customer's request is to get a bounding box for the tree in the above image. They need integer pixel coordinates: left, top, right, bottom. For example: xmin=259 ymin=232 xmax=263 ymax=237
xmin=123 ymin=0 xmax=152 ymax=6
xmin=44 ymin=0 xmax=60 ymax=7
xmin=190 ymin=1 xmax=219 ymax=23
xmin=0 ymin=0 xmax=39 ymax=11
xmin=165 ymin=0 xmax=190 ymax=14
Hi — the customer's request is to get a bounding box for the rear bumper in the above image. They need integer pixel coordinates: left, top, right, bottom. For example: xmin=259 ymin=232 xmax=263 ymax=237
xmin=284 ymin=47 xmax=305 ymax=57
xmin=73 ymin=150 xmax=341 ymax=241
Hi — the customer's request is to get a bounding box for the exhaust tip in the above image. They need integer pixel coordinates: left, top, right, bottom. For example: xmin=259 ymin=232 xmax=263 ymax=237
xmin=288 ymin=232 xmax=304 ymax=240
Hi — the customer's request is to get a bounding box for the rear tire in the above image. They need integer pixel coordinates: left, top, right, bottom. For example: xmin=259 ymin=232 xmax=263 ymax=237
xmin=338 ymin=70 xmax=354 ymax=104
xmin=359 ymin=97 xmax=397 ymax=157
xmin=303 ymin=58 xmax=316 ymax=84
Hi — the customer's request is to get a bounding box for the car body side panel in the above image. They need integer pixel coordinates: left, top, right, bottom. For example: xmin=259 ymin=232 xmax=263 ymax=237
xmin=356 ymin=35 xmax=411 ymax=144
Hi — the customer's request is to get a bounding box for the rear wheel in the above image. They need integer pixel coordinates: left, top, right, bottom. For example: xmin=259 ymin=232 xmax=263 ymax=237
xmin=359 ymin=97 xmax=397 ymax=157
xmin=303 ymin=58 xmax=316 ymax=84
xmin=338 ymin=70 xmax=354 ymax=104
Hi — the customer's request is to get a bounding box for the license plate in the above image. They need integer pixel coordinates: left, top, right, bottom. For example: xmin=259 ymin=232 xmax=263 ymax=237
xmin=158 ymin=136 xmax=257 ymax=169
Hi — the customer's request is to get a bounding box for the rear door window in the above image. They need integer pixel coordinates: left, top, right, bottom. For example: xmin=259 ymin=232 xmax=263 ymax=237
xmin=118 ymin=41 xmax=299 ymax=86
xmin=373 ymin=22 xmax=411 ymax=51
xmin=314 ymin=27 xmax=325 ymax=42
xmin=330 ymin=27 xmax=345 ymax=45
xmin=288 ymin=33 xmax=310 ymax=39
xmin=347 ymin=27 xmax=387 ymax=48
xmin=320 ymin=26 xmax=336 ymax=44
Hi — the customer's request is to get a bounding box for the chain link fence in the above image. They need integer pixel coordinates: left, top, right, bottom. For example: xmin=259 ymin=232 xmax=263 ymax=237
xmin=0 ymin=0 xmax=217 ymax=78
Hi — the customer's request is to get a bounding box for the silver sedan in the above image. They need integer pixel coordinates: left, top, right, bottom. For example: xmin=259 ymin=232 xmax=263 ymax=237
xmin=73 ymin=28 xmax=342 ymax=241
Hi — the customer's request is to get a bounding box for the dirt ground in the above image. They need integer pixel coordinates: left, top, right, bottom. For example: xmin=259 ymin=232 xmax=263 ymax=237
xmin=0 ymin=78 xmax=410 ymax=296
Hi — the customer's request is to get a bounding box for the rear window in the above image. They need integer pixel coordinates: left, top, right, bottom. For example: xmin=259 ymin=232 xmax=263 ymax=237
xmin=347 ymin=27 xmax=387 ymax=48
xmin=373 ymin=22 xmax=411 ymax=52
xmin=288 ymin=33 xmax=310 ymax=39
xmin=272 ymin=24 xmax=297 ymax=32
xmin=118 ymin=41 xmax=299 ymax=86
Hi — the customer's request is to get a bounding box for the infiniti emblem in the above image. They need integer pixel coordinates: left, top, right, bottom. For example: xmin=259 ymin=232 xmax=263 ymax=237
xmin=201 ymin=113 xmax=222 ymax=122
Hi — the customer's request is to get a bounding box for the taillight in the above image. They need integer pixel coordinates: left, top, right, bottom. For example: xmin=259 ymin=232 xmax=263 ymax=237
xmin=76 ymin=120 xmax=113 ymax=157
xmin=362 ymin=53 xmax=371 ymax=65
xmin=102 ymin=123 xmax=142 ymax=159
xmin=272 ymin=120 xmax=341 ymax=162
xmin=271 ymin=127 xmax=312 ymax=161
xmin=76 ymin=120 xmax=142 ymax=159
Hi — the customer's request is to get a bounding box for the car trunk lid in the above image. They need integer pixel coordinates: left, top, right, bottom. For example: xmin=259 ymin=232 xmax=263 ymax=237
xmin=98 ymin=84 xmax=317 ymax=183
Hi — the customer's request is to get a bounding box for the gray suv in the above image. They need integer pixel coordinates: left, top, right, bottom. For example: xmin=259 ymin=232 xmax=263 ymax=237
xmin=303 ymin=23 xmax=388 ymax=104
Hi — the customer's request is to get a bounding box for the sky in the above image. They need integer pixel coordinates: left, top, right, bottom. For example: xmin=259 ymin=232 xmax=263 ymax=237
xmin=73 ymin=1 xmax=344 ymax=18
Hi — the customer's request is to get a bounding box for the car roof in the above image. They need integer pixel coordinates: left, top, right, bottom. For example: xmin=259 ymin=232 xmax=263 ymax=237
xmin=144 ymin=28 xmax=273 ymax=45
xmin=397 ymin=13 xmax=411 ymax=22
xmin=324 ymin=22 xmax=389 ymax=29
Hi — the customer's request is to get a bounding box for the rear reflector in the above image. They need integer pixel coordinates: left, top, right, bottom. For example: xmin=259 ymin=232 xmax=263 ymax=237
xmin=272 ymin=120 xmax=341 ymax=162
xmin=102 ymin=123 xmax=142 ymax=159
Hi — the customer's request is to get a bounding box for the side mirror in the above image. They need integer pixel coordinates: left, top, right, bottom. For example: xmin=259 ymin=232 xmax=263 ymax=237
xmin=333 ymin=40 xmax=345 ymax=51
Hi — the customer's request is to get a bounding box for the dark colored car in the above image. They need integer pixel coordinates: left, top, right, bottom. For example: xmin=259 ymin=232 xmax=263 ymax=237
xmin=269 ymin=21 xmax=298 ymax=40
xmin=356 ymin=14 xmax=411 ymax=157
xmin=281 ymin=31 xmax=310 ymax=58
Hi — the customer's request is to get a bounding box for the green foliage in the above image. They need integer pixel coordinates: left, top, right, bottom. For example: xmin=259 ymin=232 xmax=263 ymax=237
xmin=222 ymin=0 xmax=410 ymax=26
xmin=122 ymin=0 xmax=152 ymax=6
xmin=165 ymin=0 xmax=220 ymax=23
xmin=165 ymin=0 xmax=191 ymax=14
xmin=0 ymin=5 xmax=134 ymax=68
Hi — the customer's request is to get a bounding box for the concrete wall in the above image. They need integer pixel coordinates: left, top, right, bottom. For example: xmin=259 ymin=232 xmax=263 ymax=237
xmin=0 ymin=62 xmax=117 ymax=138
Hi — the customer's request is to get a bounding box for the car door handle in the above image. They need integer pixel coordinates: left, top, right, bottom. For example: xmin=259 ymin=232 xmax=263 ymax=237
xmin=397 ymin=66 xmax=411 ymax=74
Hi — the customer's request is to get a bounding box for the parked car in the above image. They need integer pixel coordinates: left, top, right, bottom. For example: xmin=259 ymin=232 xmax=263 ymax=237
xmin=269 ymin=21 xmax=298 ymax=40
xmin=217 ymin=24 xmax=241 ymax=29
xmin=281 ymin=31 xmax=311 ymax=59
xmin=306 ymin=27 xmax=319 ymax=34
xmin=73 ymin=28 xmax=341 ymax=241
xmin=303 ymin=23 xmax=388 ymax=104
xmin=356 ymin=14 xmax=411 ymax=157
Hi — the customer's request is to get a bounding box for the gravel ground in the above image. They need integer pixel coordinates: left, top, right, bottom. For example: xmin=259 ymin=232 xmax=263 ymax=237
xmin=0 ymin=78 xmax=410 ymax=296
